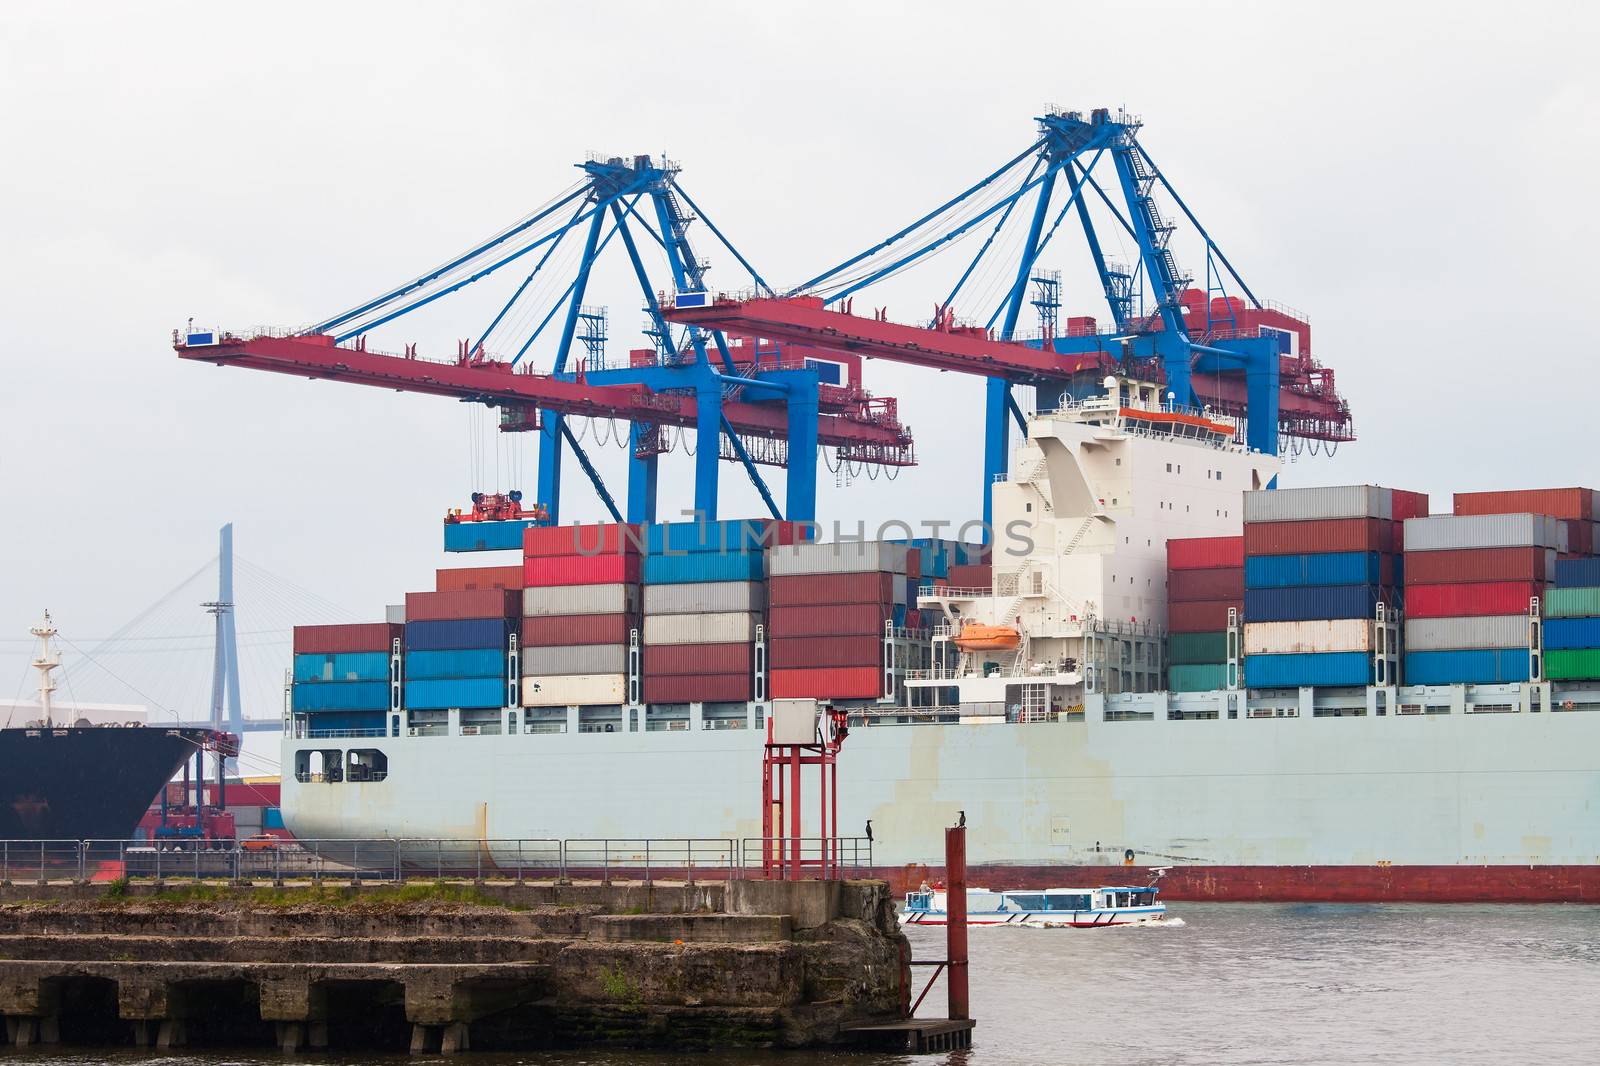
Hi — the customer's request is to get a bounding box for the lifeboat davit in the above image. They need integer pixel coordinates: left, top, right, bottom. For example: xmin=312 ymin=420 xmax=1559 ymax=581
xmin=953 ymin=623 xmax=1021 ymax=652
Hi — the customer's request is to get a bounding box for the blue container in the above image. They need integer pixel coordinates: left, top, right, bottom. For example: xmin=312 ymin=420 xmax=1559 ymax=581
xmin=405 ymin=618 xmax=512 ymax=651
xmin=444 ymin=519 xmax=539 ymax=553
xmin=302 ymin=709 xmax=385 ymax=733
xmin=1244 ymin=585 xmax=1390 ymax=622
xmin=405 ymin=677 xmax=506 ymax=710
xmin=293 ymin=652 xmax=390 ymax=683
xmin=642 ymin=552 xmax=765 ymax=583
xmin=291 ymin=680 xmax=389 ymax=712
xmin=1555 ymin=557 xmax=1600 ymax=588
xmin=1245 ymin=652 xmax=1373 ymax=688
xmin=1542 ymin=617 xmax=1600 ymax=650
xmin=263 ymin=807 xmax=286 ymax=830
xmin=1404 ymin=649 xmax=1529 ymax=685
xmin=1244 ymin=552 xmax=1383 ymax=590
xmin=645 ymin=520 xmax=782 ymax=555
xmin=405 ymin=648 xmax=506 ymax=680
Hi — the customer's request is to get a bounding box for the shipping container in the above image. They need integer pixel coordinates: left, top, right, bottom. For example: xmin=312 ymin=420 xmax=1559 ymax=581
xmin=404 ymin=588 xmax=521 ymax=622
xmin=523 ymin=554 xmax=641 ymax=587
xmin=403 ymin=648 xmax=506 ymax=680
xmin=768 ymin=572 xmax=896 ymax=607
xmin=292 ymin=623 xmax=401 ymax=655
xmin=643 ymin=643 xmax=753 ymax=676
xmin=291 ymin=680 xmax=390 ymax=713
xmin=642 ymin=581 xmax=765 ymax=615
xmin=522 ymin=584 xmax=639 ymax=618
xmin=1391 ymin=489 xmax=1432 ymax=522
xmin=404 ymin=618 xmax=512 ymax=652
xmin=435 ymin=565 xmax=525 ymax=592
xmin=1403 ymin=547 xmax=1554 ymax=586
xmin=385 ymin=604 xmax=406 ymax=625
xmin=1542 ymin=617 xmax=1600 ymax=650
xmin=1245 ymin=651 xmax=1374 ymax=688
xmin=768 ymin=634 xmax=883 ymax=669
xmin=293 ymin=651 xmax=389 ymax=683
xmin=1169 ymin=567 xmax=1245 ymax=602
xmin=1544 ymin=587 xmax=1600 ymax=618
xmin=1243 ymin=485 xmax=1395 ymax=523
xmin=444 ymin=519 xmax=538 ymax=553
xmin=642 ymin=673 xmax=754 ymax=703
xmin=524 ymin=522 xmax=643 ymax=558
xmin=1544 ymin=649 xmax=1600 ymax=680
xmin=769 ymin=666 xmax=882 ymax=700
xmin=641 ymin=552 xmax=765 ymax=584
xmin=1168 ymin=663 xmax=1228 ymax=691
xmin=1555 ymin=557 xmax=1600 ymax=588
xmin=520 ymin=674 xmax=627 ymax=707
xmin=1404 ymin=616 xmax=1529 ymax=652
xmin=1243 ymin=585 xmax=1391 ymax=623
xmin=768 ymin=603 xmax=888 ymax=638
xmin=644 ymin=519 xmax=806 ymax=554
xmin=1403 ymin=649 xmax=1529 ymax=685
xmin=405 ymin=677 xmax=506 ymax=710
xmin=1403 ymin=513 xmax=1566 ymax=553
xmin=295 ymin=710 xmax=383 ymax=734
xmin=1452 ymin=487 xmax=1594 ymax=522
xmin=768 ymin=541 xmax=910 ymax=577
xmin=1243 ymin=552 xmax=1388 ymax=590
xmin=1244 ymin=619 xmax=1375 ymax=655
xmin=1243 ymin=518 xmax=1396 ymax=556
xmin=1167 ymin=599 xmax=1242 ymax=633
xmin=643 ymin=612 xmax=759 ymax=646
xmin=1166 ymin=535 xmax=1245 ymax=570
xmin=887 ymin=539 xmax=987 ymax=579
xmin=519 ymin=614 xmax=634 ymax=647
xmin=946 ymin=563 xmax=993 ymax=589
xmin=521 ymin=644 xmax=629 ymax=676
xmin=1167 ymin=631 xmax=1228 ymax=665
xmin=1403 ymin=582 xmax=1541 ymax=619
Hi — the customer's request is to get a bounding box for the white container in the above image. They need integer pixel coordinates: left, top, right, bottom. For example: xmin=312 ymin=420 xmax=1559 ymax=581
xmin=643 ymin=611 xmax=759 ymax=646
xmin=521 ymin=644 xmax=628 ymax=676
xmin=1244 ymin=619 xmax=1375 ymax=655
xmin=1404 ymin=616 xmax=1529 ymax=651
xmin=520 ymin=674 xmax=626 ymax=707
xmin=522 ymin=583 xmax=639 ymax=617
xmin=385 ymin=604 xmax=406 ymax=625
xmin=1403 ymin=514 xmax=1567 ymax=553
xmin=643 ymin=581 xmax=765 ymax=616
xmin=768 ymin=541 xmax=910 ymax=577
xmin=1243 ymin=485 xmax=1394 ymax=524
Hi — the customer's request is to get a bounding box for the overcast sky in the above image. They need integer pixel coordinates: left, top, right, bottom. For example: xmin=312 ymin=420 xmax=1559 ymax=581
xmin=2 ymin=1 xmax=1595 ymax=742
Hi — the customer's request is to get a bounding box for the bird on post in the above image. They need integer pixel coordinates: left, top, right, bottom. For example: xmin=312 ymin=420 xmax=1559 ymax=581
xmin=865 ymin=819 xmax=874 ymax=842
xmin=957 ymin=810 xmax=966 ymax=828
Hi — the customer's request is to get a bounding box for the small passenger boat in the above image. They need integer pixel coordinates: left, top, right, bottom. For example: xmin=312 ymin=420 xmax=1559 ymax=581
xmin=900 ymin=884 xmax=1166 ymax=928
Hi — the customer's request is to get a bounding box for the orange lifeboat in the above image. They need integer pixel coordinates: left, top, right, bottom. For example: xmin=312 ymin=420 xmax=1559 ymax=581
xmin=953 ymin=623 xmax=1021 ymax=651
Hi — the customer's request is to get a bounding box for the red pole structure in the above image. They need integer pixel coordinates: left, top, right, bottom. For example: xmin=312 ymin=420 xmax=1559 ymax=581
xmin=789 ymin=746 xmax=802 ymax=878
xmin=945 ymin=825 xmax=969 ymax=1021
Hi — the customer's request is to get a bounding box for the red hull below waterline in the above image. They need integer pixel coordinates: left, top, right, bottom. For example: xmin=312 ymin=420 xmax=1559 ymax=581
xmin=885 ymin=865 xmax=1600 ymax=904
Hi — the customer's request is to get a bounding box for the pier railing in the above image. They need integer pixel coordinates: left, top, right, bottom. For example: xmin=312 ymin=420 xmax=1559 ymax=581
xmin=1 ymin=837 xmax=873 ymax=885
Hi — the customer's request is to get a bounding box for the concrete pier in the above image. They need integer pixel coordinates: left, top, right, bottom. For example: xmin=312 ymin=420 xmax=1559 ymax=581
xmin=0 ymin=879 xmax=907 ymax=1052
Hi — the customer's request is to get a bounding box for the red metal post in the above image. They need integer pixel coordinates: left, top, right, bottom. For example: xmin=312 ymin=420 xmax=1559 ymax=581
xmin=945 ymin=825 xmax=969 ymax=1021
xmin=789 ymin=746 xmax=802 ymax=877
xmin=830 ymin=748 xmax=839 ymax=873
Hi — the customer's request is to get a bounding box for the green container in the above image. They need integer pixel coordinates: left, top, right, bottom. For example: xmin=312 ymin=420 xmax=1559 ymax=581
xmin=1168 ymin=631 xmax=1229 ymax=665
xmin=1169 ymin=663 xmax=1227 ymax=692
xmin=1544 ymin=587 xmax=1600 ymax=618
xmin=1544 ymin=648 xmax=1600 ymax=680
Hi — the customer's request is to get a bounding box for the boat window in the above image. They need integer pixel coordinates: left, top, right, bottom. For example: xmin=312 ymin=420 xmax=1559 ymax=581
xmin=294 ymin=749 xmax=343 ymax=784
xmin=1046 ymin=893 xmax=1092 ymax=911
xmin=906 ymin=891 xmax=932 ymax=909
xmin=347 ymin=748 xmax=389 ymax=783
xmin=1116 ymin=891 xmax=1131 ymax=907
xmin=1005 ymin=893 xmax=1049 ymax=911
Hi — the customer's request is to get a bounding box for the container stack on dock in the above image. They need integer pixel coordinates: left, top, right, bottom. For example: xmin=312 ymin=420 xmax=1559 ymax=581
xmin=403 ymin=588 xmax=517 ymax=715
xmin=1164 ymin=535 xmax=1244 ymax=691
xmin=1453 ymin=488 xmax=1597 ymax=559
xmin=519 ymin=523 xmax=640 ymax=709
xmin=1543 ymin=556 xmax=1600 ymax=681
xmin=1240 ymin=486 xmax=1423 ymax=688
xmin=291 ymin=623 xmax=400 ymax=735
xmin=767 ymin=541 xmax=913 ymax=699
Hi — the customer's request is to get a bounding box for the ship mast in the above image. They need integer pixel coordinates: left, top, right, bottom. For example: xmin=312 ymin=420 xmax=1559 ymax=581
xmin=29 ymin=611 xmax=61 ymax=729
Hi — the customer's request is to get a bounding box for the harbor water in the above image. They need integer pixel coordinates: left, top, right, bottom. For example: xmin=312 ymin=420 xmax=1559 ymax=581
xmin=0 ymin=903 xmax=1594 ymax=1065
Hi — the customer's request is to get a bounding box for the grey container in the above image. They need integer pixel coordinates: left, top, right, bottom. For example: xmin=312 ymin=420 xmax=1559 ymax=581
xmin=643 ymin=612 xmax=760 ymax=645
xmin=385 ymin=604 xmax=406 ymax=625
xmin=1403 ymin=514 xmax=1568 ymax=553
xmin=643 ymin=581 xmax=766 ymax=616
xmin=521 ymin=643 xmax=628 ymax=676
xmin=768 ymin=541 xmax=911 ymax=577
xmin=522 ymin=583 xmax=640 ymax=618
xmin=1404 ymin=616 xmax=1530 ymax=651
xmin=1243 ymin=485 xmax=1393 ymax=524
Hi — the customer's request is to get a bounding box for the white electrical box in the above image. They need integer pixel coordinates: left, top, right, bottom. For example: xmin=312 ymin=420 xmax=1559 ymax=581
xmin=770 ymin=699 xmax=819 ymax=745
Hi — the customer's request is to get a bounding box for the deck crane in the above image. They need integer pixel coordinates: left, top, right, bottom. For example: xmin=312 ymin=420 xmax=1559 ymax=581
xmin=663 ymin=107 xmax=1352 ymax=529
xmin=175 ymin=154 xmax=914 ymax=530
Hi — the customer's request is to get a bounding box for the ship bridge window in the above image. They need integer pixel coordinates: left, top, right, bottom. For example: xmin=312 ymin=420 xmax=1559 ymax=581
xmin=347 ymin=749 xmax=389 ymax=783
xmin=294 ymin=749 xmax=343 ymax=784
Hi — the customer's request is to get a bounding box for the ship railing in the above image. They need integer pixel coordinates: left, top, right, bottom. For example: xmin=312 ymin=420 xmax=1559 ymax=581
xmin=739 ymin=837 xmax=874 ymax=877
xmin=305 ymin=727 xmax=386 ymax=739
xmin=0 ymin=840 xmax=83 ymax=885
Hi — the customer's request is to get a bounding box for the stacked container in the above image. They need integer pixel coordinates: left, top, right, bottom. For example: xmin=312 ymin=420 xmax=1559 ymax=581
xmin=766 ymin=541 xmax=913 ymax=699
xmin=1240 ymin=486 xmax=1423 ymax=688
xmin=520 ymin=523 xmax=641 ymax=708
xmin=1164 ymin=536 xmax=1243 ymax=691
xmin=1453 ymin=488 xmax=1597 ymax=558
xmin=1543 ymin=557 xmax=1600 ymax=680
xmin=403 ymin=588 xmax=517 ymax=711
xmin=1401 ymin=513 xmax=1561 ymax=684
xmin=291 ymin=623 xmax=400 ymax=734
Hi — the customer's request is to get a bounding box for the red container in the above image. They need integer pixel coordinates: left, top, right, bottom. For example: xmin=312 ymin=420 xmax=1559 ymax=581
xmin=644 ymin=642 xmax=752 ymax=677
xmin=436 ymin=565 xmax=524 ymax=592
xmin=1403 ymin=547 xmax=1553 ymax=586
xmin=770 ymin=667 xmax=882 ymax=700
xmin=1167 ymin=536 xmax=1244 ymax=570
xmin=643 ymin=673 xmax=753 ymax=703
xmin=1453 ymin=488 xmax=1594 ymax=522
xmin=1243 ymin=518 xmax=1396 ymax=556
xmin=523 ymin=522 xmax=643 ymax=558
xmin=522 ymin=554 xmax=641 ymax=587
xmin=768 ymin=572 xmax=895 ymax=608
xmin=948 ymin=563 xmax=993 ymax=589
xmin=768 ymin=635 xmax=882 ymax=669
xmin=521 ymin=614 xmax=634 ymax=647
xmin=1404 ymin=581 xmax=1544 ymax=618
xmin=1168 ymin=567 xmax=1244 ymax=603
xmin=293 ymin=623 xmax=402 ymax=654
xmin=1167 ymin=600 xmax=1243 ymax=633
xmin=905 ymin=548 xmax=921 ymax=582
xmin=405 ymin=588 xmax=521 ymax=622
xmin=1391 ymin=490 xmax=1432 ymax=522
xmin=768 ymin=603 xmax=887 ymax=638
